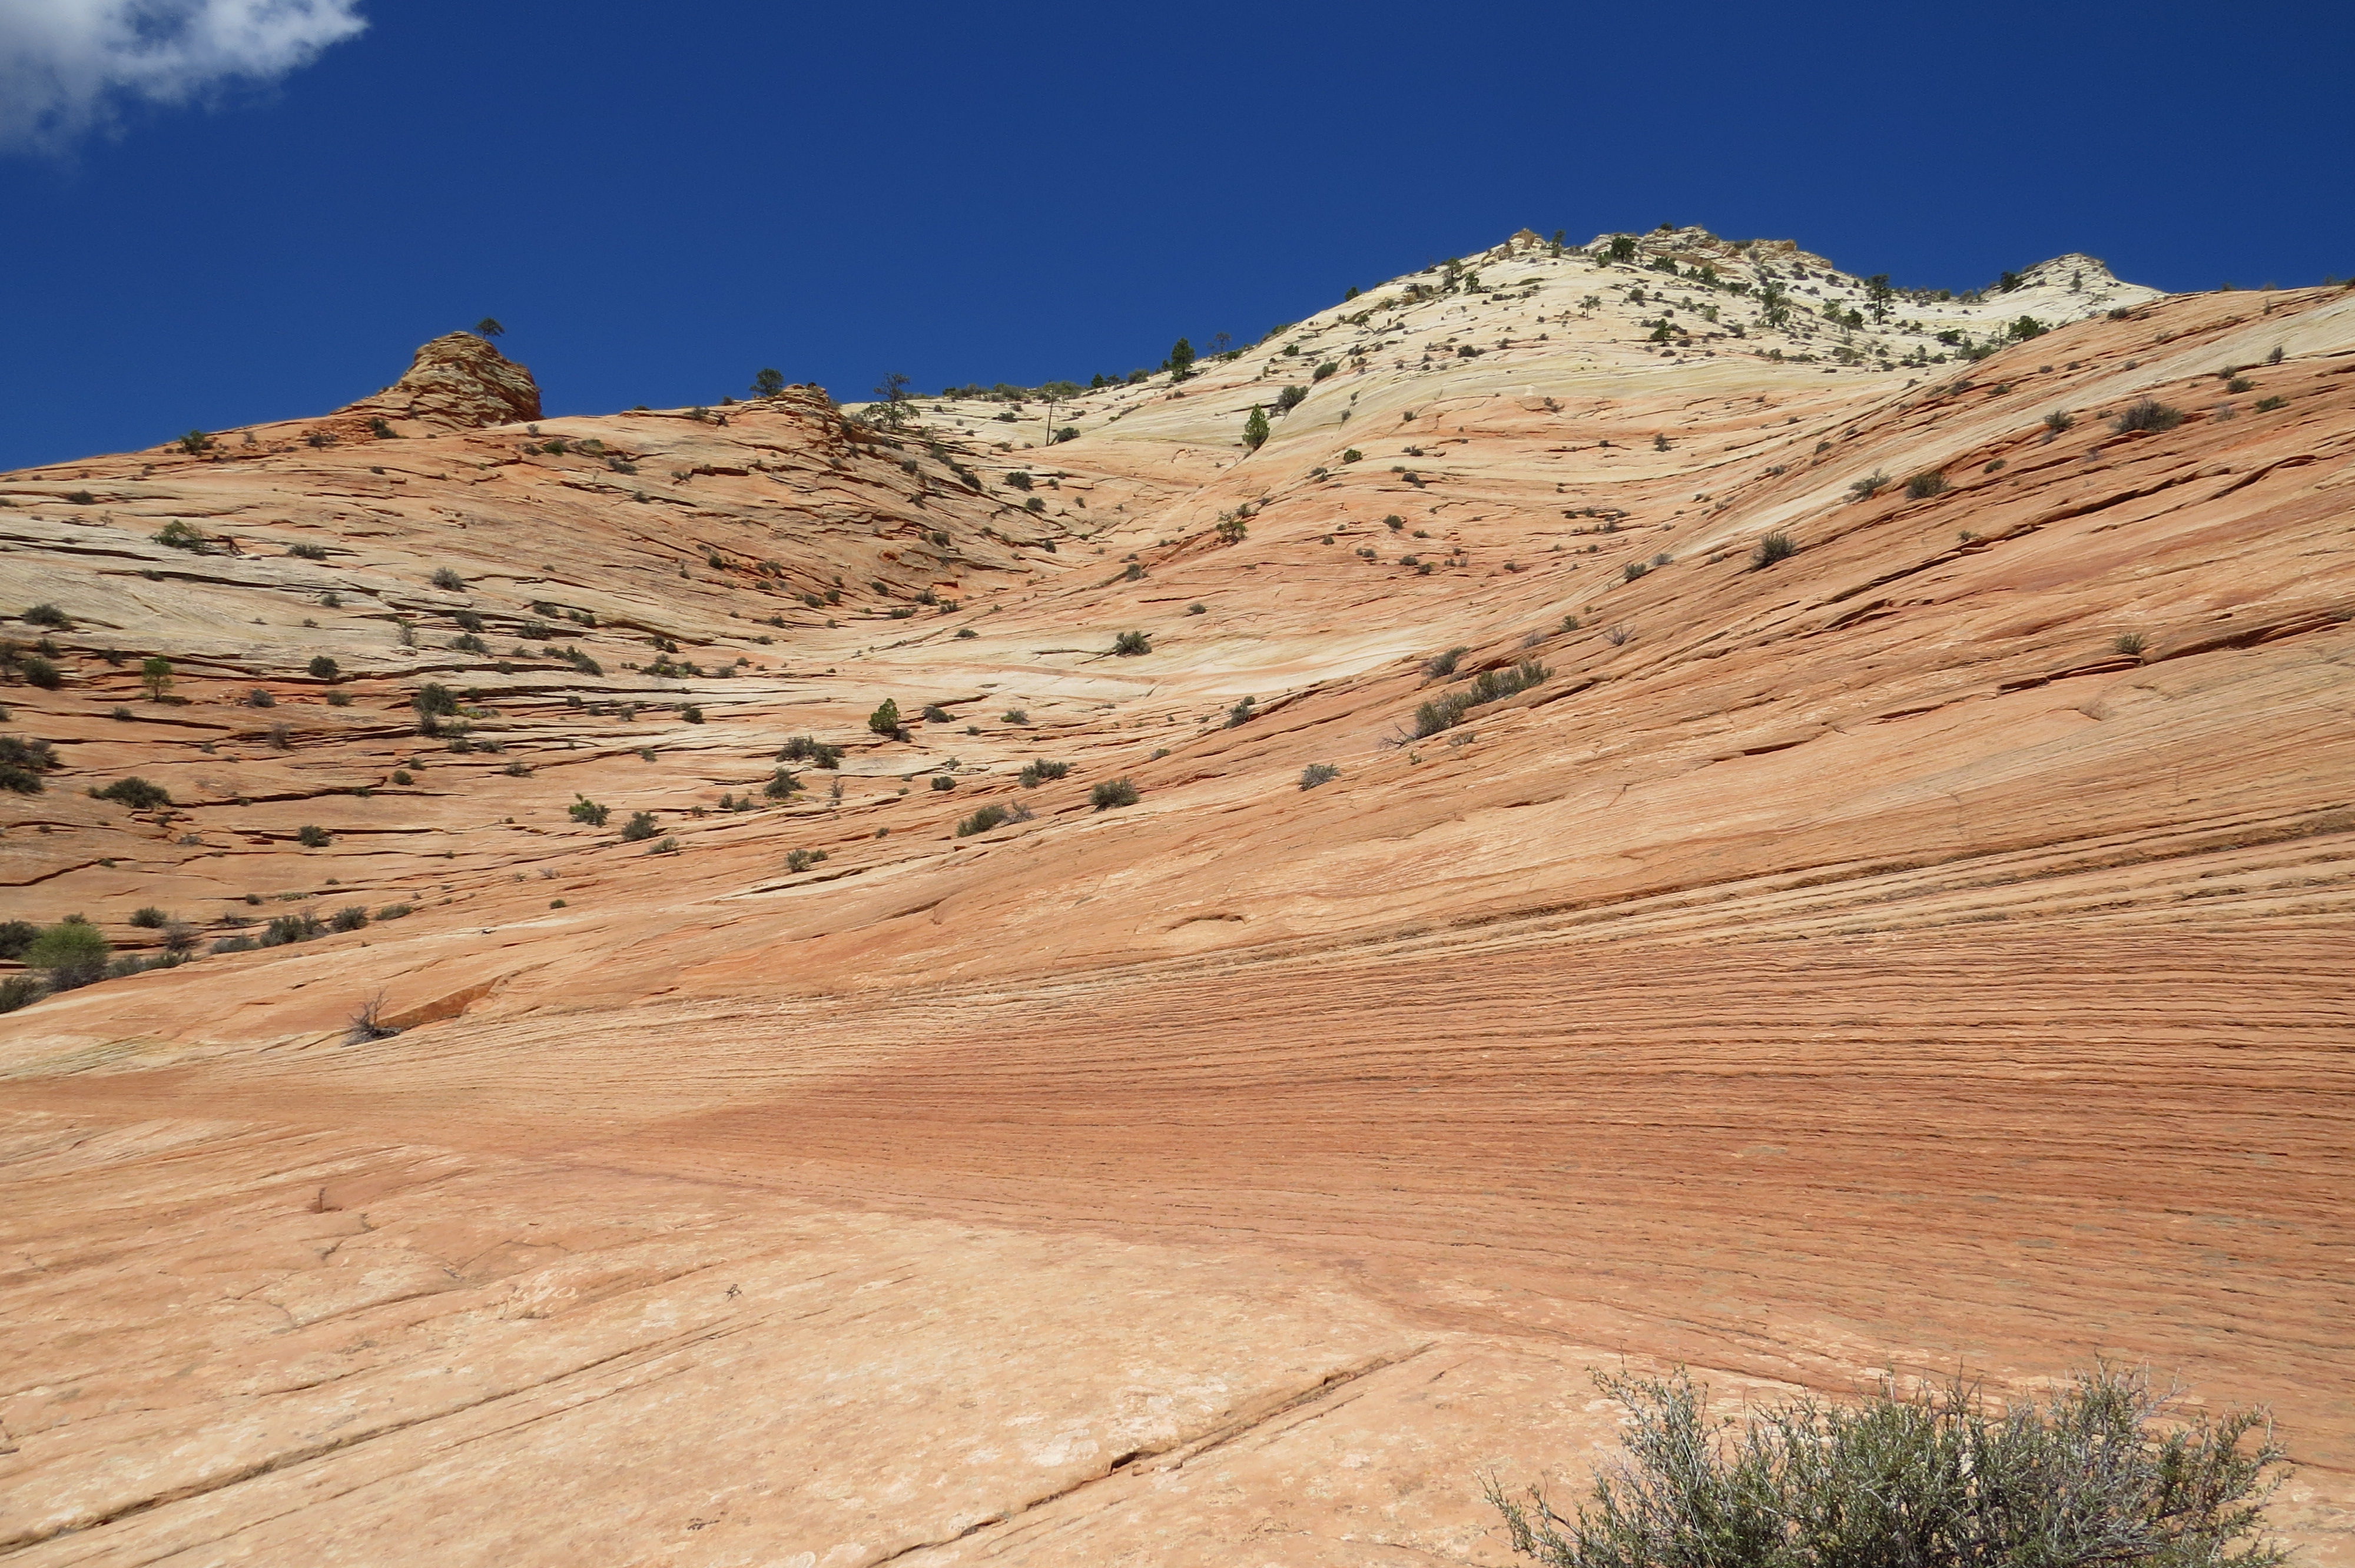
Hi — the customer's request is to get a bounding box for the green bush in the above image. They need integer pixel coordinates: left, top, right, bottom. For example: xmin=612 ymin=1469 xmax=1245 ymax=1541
xmin=1244 ymin=406 xmax=1270 ymax=450
xmin=1489 ymin=1366 xmax=2290 ymax=1568
xmin=956 ymin=804 xmax=1010 ymax=836
xmin=2112 ymin=398 xmax=2184 ymax=434
xmin=764 ymin=769 xmax=801 ymax=801
xmin=308 ymin=655 xmax=339 ymax=680
xmin=1017 ymin=759 xmax=1069 ymax=788
xmin=785 ymin=848 xmax=829 ymax=872
xmin=1906 ymin=471 xmax=1949 ymax=500
xmin=569 ymin=795 xmax=610 ymax=826
xmin=0 ymin=735 xmax=59 ymax=793
xmin=1623 ymin=560 xmax=1648 ymax=583
xmin=1112 ymin=630 xmax=1152 ymax=656
xmin=1090 ymin=778 xmax=1139 ymax=810
xmin=1751 ymin=532 xmax=1796 ymax=570
xmin=1424 ymin=646 xmax=1469 ymax=680
xmin=155 ymin=519 xmax=207 ymax=551
xmin=0 ymin=974 xmax=42 ymax=1013
xmin=2255 ymin=396 xmax=2287 ymax=413
xmin=430 ymin=566 xmax=466 ymax=591
xmin=19 ymin=655 xmax=61 ymax=689
xmin=26 ymin=920 xmax=110 ymax=988
xmin=297 ymin=825 xmax=331 ymax=848
xmin=1275 ymin=385 xmax=1307 ymax=414
xmin=414 ymin=682 xmax=460 ymax=719
xmin=263 ymin=911 xmax=322 ymax=946
xmin=128 ymin=906 xmax=168 ymax=928
xmin=1299 ymin=763 xmax=1341 ymax=790
xmin=1849 ymin=471 xmax=1889 ymax=501
xmin=929 ymin=773 xmax=956 ymax=791
xmin=0 ymin=920 xmax=37 ymax=959
xmin=868 ymin=698 xmax=903 ymax=738
xmin=1412 ymin=659 xmax=1548 ymax=738
xmin=1003 ymin=708 xmax=1029 ymax=725
xmin=621 ymin=811 xmax=659 ymax=842
xmin=921 ymin=703 xmax=952 ymax=723
xmin=778 ymin=735 xmax=844 ymax=768
xmin=331 ymin=906 xmax=369 ymax=932
xmin=23 ymin=603 xmax=70 ymax=630
xmin=92 ymin=776 xmax=171 ymax=810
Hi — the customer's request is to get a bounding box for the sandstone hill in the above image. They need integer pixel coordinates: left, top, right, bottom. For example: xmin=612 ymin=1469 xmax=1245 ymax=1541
xmin=2 ymin=228 xmax=2350 ymax=1566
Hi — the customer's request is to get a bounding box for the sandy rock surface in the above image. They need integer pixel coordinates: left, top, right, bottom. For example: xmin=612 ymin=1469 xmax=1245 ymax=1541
xmin=2 ymin=231 xmax=2350 ymax=1565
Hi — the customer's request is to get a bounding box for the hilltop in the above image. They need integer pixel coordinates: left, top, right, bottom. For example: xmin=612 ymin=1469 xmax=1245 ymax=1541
xmin=1 ymin=229 xmax=2350 ymax=1567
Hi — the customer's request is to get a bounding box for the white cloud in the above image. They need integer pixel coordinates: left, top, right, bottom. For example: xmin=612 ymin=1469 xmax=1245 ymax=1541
xmin=0 ymin=0 xmax=366 ymax=150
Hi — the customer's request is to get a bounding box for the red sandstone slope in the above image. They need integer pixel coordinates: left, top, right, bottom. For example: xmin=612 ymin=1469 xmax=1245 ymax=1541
xmin=1 ymin=240 xmax=2350 ymax=1567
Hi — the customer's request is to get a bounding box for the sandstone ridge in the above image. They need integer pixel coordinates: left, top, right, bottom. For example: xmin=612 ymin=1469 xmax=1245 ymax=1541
xmin=1 ymin=231 xmax=2350 ymax=1567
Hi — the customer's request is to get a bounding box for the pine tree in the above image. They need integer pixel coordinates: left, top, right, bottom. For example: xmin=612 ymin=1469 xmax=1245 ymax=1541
xmin=752 ymin=368 xmax=786 ymax=397
xmin=1167 ymin=338 xmax=1196 ymax=380
xmin=475 ymin=318 xmax=505 ymax=339
xmin=1243 ymin=405 xmax=1269 ymax=451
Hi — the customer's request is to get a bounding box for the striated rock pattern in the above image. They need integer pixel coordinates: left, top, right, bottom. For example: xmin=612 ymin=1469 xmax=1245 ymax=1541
xmin=334 ymin=330 xmax=543 ymax=434
xmin=1 ymin=233 xmax=2350 ymax=1566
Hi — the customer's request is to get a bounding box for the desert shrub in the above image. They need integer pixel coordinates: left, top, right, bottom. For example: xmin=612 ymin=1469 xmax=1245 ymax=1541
xmin=1752 ymin=532 xmax=1796 ymax=570
xmin=430 ymin=566 xmax=466 ymax=591
xmin=0 ymin=735 xmax=59 ymax=793
xmin=763 ymin=769 xmax=801 ymax=801
xmin=414 ymin=682 xmax=460 ymax=720
xmin=1412 ymin=659 xmax=1548 ymax=738
xmin=929 ymin=773 xmax=956 ymax=791
xmin=1275 ymin=384 xmax=1308 ymax=414
xmin=0 ymin=919 xmax=37 ymax=959
xmin=680 ymin=705 xmax=705 ymax=723
xmin=2255 ymin=395 xmax=2286 ymax=412
xmin=956 ymin=803 xmax=1010 ymax=836
xmin=2045 ymin=409 xmax=2075 ymax=435
xmin=1623 ymin=560 xmax=1649 ymax=583
xmin=1312 ymin=360 xmax=1338 ymax=381
xmin=376 ymin=902 xmax=413 ymax=920
xmin=1004 ymin=470 xmax=1033 ymax=491
xmin=390 ymin=769 xmax=413 ymax=786
xmin=2114 ymin=632 xmax=2148 ymax=657
xmin=288 ymin=541 xmax=327 ymax=560
xmin=307 ymin=655 xmax=339 ymax=680
xmin=778 ymin=735 xmax=844 ymax=768
xmin=621 ymin=811 xmax=659 ymax=842
xmin=784 ymin=847 xmax=830 ymax=872
xmin=26 ymin=921 xmax=110 ymax=989
xmin=955 ymin=627 xmax=979 ymax=639
xmin=921 ymin=703 xmax=952 ymax=723
xmin=155 ymin=519 xmax=207 ymax=551
xmin=0 ymin=974 xmax=45 ymax=1012
xmin=1188 ymin=603 xmax=1207 ymax=615
xmin=868 ymin=698 xmax=903 ymax=738
xmin=2112 ymin=398 xmax=2184 ymax=434
xmin=1112 ymin=630 xmax=1152 ymax=656
xmin=1906 ymin=471 xmax=1949 ymax=500
xmin=1090 ymin=778 xmax=1139 ymax=810
xmin=1849 ymin=471 xmax=1889 ymax=501
xmin=1299 ymin=763 xmax=1341 ymax=790
xmin=1017 ymin=759 xmax=1070 ymax=788
xmin=23 ymin=603 xmax=69 ymax=630
xmin=1226 ymin=696 xmax=1255 ymax=727
xmin=1424 ymin=646 xmax=1470 ymax=680
xmin=1002 ymin=708 xmax=1029 ymax=725
xmin=330 ymin=905 xmax=369 ymax=932
xmin=246 ymin=687 xmax=276 ymax=708
xmin=128 ymin=906 xmax=168 ymax=928
xmin=1489 ymin=1366 xmax=2290 ymax=1568
xmin=92 ymin=776 xmax=171 ymax=810
xmin=296 ymin=825 xmax=331 ymax=848
xmin=346 ymin=991 xmax=400 ymax=1044
xmin=18 ymin=655 xmax=61 ymax=689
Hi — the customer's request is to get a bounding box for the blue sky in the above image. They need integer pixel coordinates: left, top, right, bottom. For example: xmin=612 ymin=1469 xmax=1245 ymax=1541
xmin=4 ymin=1 xmax=2350 ymax=471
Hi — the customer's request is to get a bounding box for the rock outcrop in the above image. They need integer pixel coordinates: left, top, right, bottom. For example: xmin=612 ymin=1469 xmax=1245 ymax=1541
xmin=333 ymin=330 xmax=542 ymax=433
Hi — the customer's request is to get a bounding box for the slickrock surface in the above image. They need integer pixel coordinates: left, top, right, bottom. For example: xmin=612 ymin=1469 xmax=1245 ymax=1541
xmin=3 ymin=230 xmax=2350 ymax=1565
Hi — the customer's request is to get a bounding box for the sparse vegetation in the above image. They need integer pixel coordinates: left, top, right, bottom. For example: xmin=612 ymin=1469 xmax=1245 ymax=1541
xmin=785 ymin=848 xmax=829 ymax=872
xmin=92 ymin=776 xmax=171 ymax=810
xmin=2115 ymin=632 xmax=2148 ymax=657
xmin=296 ymin=825 xmax=331 ymax=848
xmin=1424 ymin=646 xmax=1470 ymax=680
xmin=1090 ymin=778 xmax=1139 ymax=810
xmin=764 ymin=768 xmax=802 ymax=801
xmin=1849 ymin=471 xmax=1889 ymax=501
xmin=2112 ymin=398 xmax=2184 ymax=434
xmin=0 ymin=736 xmax=60 ymax=793
xmin=346 ymin=991 xmax=400 ymax=1044
xmin=956 ymin=804 xmax=1010 ymax=836
xmin=1017 ymin=759 xmax=1070 ymax=788
xmin=779 ymin=735 xmax=844 ymax=768
xmin=1751 ymin=531 xmax=1796 ymax=570
xmin=25 ymin=920 xmax=110 ymax=989
xmin=1299 ymin=763 xmax=1341 ymax=790
xmin=1906 ymin=471 xmax=1949 ymax=500
xmin=1489 ymin=1366 xmax=2291 ymax=1568
xmin=868 ymin=698 xmax=904 ymax=739
xmin=569 ymin=795 xmax=611 ymax=826
xmin=620 ymin=811 xmax=659 ymax=842
xmin=1412 ymin=659 xmax=1548 ymax=738
xmin=1112 ymin=630 xmax=1152 ymax=656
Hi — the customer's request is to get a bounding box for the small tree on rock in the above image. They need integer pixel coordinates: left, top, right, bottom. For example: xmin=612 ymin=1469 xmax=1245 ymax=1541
xmin=1243 ymin=406 xmax=1269 ymax=450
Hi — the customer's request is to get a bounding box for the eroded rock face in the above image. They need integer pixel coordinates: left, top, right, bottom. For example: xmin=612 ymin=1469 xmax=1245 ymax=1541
xmin=2 ymin=238 xmax=2352 ymax=1566
xmin=336 ymin=331 xmax=542 ymax=433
